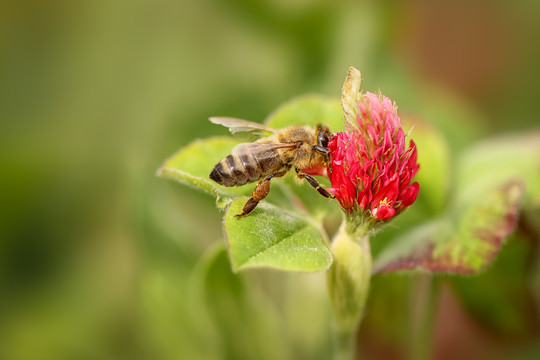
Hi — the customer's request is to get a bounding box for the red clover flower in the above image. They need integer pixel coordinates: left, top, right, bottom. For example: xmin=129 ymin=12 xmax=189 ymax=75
xmin=328 ymin=68 xmax=420 ymax=349
xmin=327 ymin=68 xmax=419 ymax=222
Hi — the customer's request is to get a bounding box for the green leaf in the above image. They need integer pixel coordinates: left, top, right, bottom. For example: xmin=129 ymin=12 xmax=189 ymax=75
xmin=456 ymin=131 xmax=540 ymax=208
xmin=224 ymin=199 xmax=332 ymax=272
xmin=373 ymin=180 xmax=525 ymax=274
xmin=265 ymin=94 xmax=344 ymax=133
xmin=157 ymin=137 xmax=252 ymax=207
xmin=401 ymin=116 xmax=450 ymax=214
xmin=372 ymin=131 xmax=540 ymax=275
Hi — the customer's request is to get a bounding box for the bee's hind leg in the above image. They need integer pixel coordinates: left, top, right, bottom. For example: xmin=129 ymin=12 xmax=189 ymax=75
xmin=295 ymin=168 xmax=335 ymax=199
xmin=235 ymin=169 xmax=288 ymax=218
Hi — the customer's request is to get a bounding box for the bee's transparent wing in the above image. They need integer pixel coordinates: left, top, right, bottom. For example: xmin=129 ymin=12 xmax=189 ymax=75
xmin=231 ymin=142 xmax=295 ymax=158
xmin=209 ymin=117 xmax=277 ymax=141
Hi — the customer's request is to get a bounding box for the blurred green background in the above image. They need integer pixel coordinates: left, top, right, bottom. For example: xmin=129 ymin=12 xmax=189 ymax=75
xmin=1 ymin=0 xmax=540 ymax=359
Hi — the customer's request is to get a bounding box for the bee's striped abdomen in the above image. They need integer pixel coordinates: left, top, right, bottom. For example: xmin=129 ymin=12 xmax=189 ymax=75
xmin=209 ymin=149 xmax=282 ymax=187
xmin=209 ymin=154 xmax=258 ymax=187
xmin=239 ymin=153 xmax=261 ymax=182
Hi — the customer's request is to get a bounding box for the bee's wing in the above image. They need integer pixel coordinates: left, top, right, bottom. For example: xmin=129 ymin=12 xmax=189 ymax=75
xmin=209 ymin=117 xmax=277 ymax=141
xmin=231 ymin=142 xmax=296 ymax=158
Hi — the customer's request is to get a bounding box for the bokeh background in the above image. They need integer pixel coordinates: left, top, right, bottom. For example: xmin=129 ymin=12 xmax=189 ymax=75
xmin=1 ymin=0 xmax=540 ymax=359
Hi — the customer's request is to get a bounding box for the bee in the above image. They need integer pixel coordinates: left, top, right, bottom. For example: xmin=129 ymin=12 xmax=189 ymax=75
xmin=209 ymin=117 xmax=334 ymax=217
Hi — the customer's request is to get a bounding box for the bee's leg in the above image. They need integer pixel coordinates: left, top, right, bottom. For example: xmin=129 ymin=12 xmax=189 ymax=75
xmin=235 ymin=170 xmax=288 ymax=218
xmin=295 ymin=169 xmax=335 ymax=199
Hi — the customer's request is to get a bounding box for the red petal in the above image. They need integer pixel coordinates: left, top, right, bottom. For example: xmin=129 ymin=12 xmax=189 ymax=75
xmin=399 ymin=182 xmax=419 ymax=208
xmin=372 ymin=204 xmax=395 ymax=220
xmin=371 ymin=174 xmax=400 ymax=212
xmin=408 ymin=140 xmax=419 ymax=177
xmin=399 ymin=167 xmax=412 ymax=189
xmin=328 ymin=158 xmax=356 ymax=212
xmin=357 ymin=185 xmax=372 ymax=211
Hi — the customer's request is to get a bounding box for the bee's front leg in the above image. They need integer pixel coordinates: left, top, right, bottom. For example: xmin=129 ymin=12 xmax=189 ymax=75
xmin=235 ymin=169 xmax=288 ymax=218
xmin=295 ymin=168 xmax=335 ymax=199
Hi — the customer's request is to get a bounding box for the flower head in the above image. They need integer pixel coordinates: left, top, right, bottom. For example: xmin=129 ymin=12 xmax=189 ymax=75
xmin=327 ymin=68 xmax=419 ymax=221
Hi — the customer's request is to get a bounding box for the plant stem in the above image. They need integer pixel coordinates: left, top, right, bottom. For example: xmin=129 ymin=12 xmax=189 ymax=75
xmin=327 ymin=220 xmax=372 ymax=360
xmin=334 ymin=328 xmax=355 ymax=360
xmin=409 ymin=274 xmax=439 ymax=360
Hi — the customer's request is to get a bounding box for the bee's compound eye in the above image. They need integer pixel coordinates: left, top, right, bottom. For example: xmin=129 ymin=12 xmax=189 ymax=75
xmin=318 ymin=132 xmax=329 ymax=148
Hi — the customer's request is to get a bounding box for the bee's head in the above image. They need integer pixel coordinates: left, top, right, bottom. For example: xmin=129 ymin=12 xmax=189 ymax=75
xmin=314 ymin=123 xmax=332 ymax=156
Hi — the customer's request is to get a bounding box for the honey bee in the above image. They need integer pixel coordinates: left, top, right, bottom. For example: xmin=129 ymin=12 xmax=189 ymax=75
xmin=209 ymin=117 xmax=334 ymax=217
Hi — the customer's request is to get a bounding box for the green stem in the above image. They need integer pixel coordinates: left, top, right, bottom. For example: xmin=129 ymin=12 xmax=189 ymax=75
xmin=334 ymin=328 xmax=355 ymax=360
xmin=409 ymin=274 xmax=439 ymax=360
xmin=327 ymin=220 xmax=372 ymax=360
